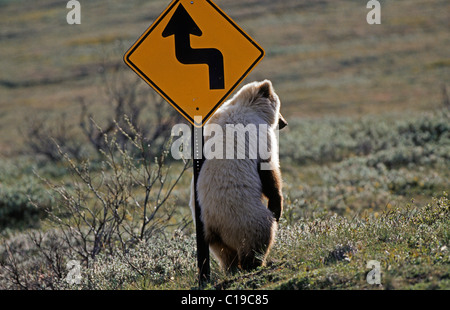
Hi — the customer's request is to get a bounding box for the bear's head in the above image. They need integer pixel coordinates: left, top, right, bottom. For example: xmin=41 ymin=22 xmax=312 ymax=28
xmin=222 ymin=80 xmax=287 ymax=130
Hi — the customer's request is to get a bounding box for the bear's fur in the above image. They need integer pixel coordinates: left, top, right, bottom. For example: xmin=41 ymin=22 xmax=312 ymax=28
xmin=189 ymin=80 xmax=286 ymax=272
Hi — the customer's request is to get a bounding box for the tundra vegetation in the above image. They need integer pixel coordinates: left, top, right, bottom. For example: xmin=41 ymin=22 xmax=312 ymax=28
xmin=0 ymin=0 xmax=449 ymax=289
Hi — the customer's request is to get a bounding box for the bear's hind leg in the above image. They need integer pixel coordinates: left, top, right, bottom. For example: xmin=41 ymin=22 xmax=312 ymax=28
xmin=210 ymin=241 xmax=239 ymax=273
xmin=238 ymin=222 xmax=276 ymax=271
xmin=206 ymin=229 xmax=239 ymax=272
xmin=238 ymin=247 xmax=267 ymax=271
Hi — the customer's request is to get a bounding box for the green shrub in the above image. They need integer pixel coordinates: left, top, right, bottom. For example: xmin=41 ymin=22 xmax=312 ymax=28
xmin=280 ymin=109 xmax=450 ymax=166
xmin=0 ymin=177 xmax=52 ymax=231
xmin=280 ymin=109 xmax=450 ymax=216
xmin=56 ymin=232 xmax=197 ymax=290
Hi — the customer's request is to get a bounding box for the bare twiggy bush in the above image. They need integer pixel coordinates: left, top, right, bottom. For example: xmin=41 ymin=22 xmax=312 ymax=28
xmin=22 ymin=61 xmax=183 ymax=162
xmin=41 ymin=119 xmax=191 ymax=261
xmin=0 ymin=229 xmax=70 ymax=289
xmin=1 ymin=119 xmax=191 ymax=289
xmin=78 ymin=63 xmax=183 ymax=156
xmin=22 ymin=112 xmax=85 ymax=162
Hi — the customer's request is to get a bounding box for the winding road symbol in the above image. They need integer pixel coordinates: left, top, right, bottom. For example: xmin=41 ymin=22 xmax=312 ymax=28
xmin=162 ymin=4 xmax=224 ymax=90
xmin=123 ymin=0 xmax=264 ymax=126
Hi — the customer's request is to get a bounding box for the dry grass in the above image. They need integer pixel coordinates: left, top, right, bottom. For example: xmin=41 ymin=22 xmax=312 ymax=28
xmin=1 ymin=0 xmax=449 ymax=154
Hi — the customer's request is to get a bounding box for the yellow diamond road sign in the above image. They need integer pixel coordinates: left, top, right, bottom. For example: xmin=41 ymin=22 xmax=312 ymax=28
xmin=124 ymin=0 xmax=265 ymax=127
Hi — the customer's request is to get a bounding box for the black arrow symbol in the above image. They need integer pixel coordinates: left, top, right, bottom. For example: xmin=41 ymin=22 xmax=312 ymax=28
xmin=162 ymin=4 xmax=225 ymax=90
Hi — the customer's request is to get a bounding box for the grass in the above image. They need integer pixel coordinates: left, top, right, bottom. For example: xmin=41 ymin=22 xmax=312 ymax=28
xmin=46 ymin=193 xmax=449 ymax=290
xmin=1 ymin=0 xmax=449 ymax=149
xmin=0 ymin=0 xmax=449 ymax=290
xmin=1 ymin=109 xmax=449 ymax=290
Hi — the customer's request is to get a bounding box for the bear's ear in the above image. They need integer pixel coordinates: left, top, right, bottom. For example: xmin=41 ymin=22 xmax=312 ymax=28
xmin=278 ymin=113 xmax=288 ymax=130
xmin=257 ymin=80 xmax=275 ymax=101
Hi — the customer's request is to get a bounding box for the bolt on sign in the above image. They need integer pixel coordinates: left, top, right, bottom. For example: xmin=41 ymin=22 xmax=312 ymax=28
xmin=124 ymin=0 xmax=265 ymax=127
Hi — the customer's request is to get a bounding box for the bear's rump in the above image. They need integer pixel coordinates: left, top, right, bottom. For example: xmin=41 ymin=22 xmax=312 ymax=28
xmin=202 ymin=200 xmax=274 ymax=253
xmin=197 ymin=159 xmax=274 ymax=251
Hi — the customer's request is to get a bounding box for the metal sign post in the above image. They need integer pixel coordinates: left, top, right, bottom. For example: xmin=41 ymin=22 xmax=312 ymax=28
xmin=192 ymin=122 xmax=210 ymax=286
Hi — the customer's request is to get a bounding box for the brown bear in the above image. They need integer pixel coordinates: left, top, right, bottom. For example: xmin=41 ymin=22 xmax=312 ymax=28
xmin=189 ymin=80 xmax=286 ymax=272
